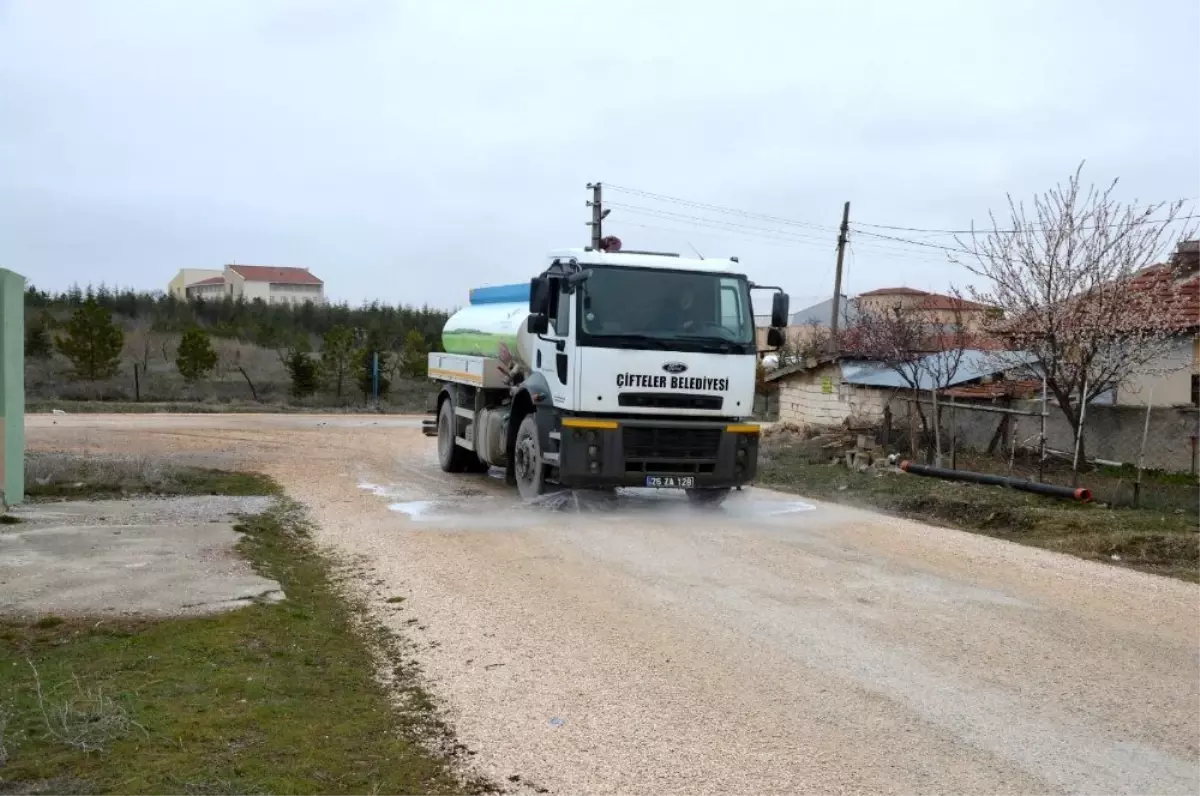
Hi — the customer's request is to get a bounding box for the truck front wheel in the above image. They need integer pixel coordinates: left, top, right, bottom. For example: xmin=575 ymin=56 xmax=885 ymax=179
xmin=513 ymin=415 xmax=548 ymax=500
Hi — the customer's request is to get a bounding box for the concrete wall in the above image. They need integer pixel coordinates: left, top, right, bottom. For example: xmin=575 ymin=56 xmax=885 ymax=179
xmin=771 ymin=357 xmax=1199 ymax=470
xmin=775 ymin=362 xmax=888 ymax=428
xmin=0 ymin=268 xmax=24 ymax=505
xmin=898 ymin=395 xmax=1200 ymax=473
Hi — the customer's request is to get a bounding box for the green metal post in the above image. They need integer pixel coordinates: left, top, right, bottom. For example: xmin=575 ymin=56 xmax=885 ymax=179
xmin=0 ymin=268 xmax=25 ymax=506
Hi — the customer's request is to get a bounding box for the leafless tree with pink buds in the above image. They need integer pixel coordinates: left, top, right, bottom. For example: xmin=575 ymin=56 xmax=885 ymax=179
xmin=954 ymin=163 xmax=1195 ymax=466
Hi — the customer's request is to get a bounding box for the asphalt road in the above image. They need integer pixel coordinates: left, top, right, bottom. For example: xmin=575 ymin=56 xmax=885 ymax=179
xmin=25 ymin=413 xmax=1200 ymax=794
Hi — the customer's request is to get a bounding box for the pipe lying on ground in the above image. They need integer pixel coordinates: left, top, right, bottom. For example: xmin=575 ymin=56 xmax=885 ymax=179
xmin=899 ymin=460 xmax=1093 ymax=502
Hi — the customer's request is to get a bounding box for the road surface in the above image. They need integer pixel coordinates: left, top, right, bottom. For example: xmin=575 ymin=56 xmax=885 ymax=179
xmin=25 ymin=413 xmax=1200 ymax=794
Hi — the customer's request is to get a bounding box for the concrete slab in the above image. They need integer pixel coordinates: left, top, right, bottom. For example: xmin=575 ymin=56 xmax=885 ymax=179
xmin=0 ymin=496 xmax=283 ymax=617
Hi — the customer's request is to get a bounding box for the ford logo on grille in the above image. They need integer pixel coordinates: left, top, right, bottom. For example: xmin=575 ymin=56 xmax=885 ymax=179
xmin=662 ymin=362 xmax=688 ymax=374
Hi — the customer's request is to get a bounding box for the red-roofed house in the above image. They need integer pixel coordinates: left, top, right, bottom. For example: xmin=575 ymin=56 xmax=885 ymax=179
xmin=855 ymin=286 xmax=996 ymax=331
xmin=184 ymin=275 xmax=226 ymax=301
xmin=169 ymin=264 xmax=326 ymax=305
xmin=224 ymin=264 xmax=325 ymax=305
xmin=1109 ymin=241 xmax=1199 ymax=406
xmin=168 ymin=268 xmax=223 ymax=299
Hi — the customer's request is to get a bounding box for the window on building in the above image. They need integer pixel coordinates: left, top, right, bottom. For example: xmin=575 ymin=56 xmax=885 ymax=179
xmin=1191 ymin=373 xmax=1199 ymax=407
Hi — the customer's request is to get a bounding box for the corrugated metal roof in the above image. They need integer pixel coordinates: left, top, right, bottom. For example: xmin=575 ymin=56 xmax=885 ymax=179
xmin=840 ymin=349 xmax=1038 ymax=389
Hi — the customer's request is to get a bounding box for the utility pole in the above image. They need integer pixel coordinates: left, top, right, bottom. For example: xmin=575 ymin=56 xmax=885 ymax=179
xmin=829 ymin=201 xmax=851 ymax=352
xmin=586 ymin=182 xmax=603 ymax=249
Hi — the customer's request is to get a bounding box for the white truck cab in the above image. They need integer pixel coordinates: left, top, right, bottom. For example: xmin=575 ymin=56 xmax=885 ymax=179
xmin=425 ymin=247 xmax=789 ymax=504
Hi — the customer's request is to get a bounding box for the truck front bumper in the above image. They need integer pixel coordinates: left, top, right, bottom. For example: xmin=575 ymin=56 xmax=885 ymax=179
xmin=554 ymin=417 xmax=759 ymax=490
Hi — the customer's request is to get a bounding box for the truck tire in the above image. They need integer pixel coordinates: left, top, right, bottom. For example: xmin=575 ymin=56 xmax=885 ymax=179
xmin=686 ymin=487 xmax=730 ymax=508
xmin=437 ymin=398 xmax=476 ymax=473
xmin=513 ymin=414 xmax=549 ymax=501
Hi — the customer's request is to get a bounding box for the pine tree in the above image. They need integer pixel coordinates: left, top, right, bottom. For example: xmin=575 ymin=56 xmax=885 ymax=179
xmin=175 ymin=327 xmax=219 ymax=382
xmin=25 ymin=312 xmax=54 ymax=359
xmin=286 ymin=348 xmax=320 ymax=399
xmin=398 ymin=329 xmax=429 ymax=378
xmin=55 ymin=297 xmax=124 ymax=380
xmin=321 ymin=325 xmax=356 ymax=398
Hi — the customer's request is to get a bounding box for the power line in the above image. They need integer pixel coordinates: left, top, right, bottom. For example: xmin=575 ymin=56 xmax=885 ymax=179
xmin=605 ymin=184 xmax=839 ymax=233
xmin=611 ymin=203 xmax=964 ymax=267
xmin=605 ymin=202 xmax=837 ymax=247
xmin=610 ymin=219 xmax=825 ymax=251
xmin=853 ymin=210 xmax=1199 ymax=236
xmin=851 ymin=229 xmax=978 ymax=255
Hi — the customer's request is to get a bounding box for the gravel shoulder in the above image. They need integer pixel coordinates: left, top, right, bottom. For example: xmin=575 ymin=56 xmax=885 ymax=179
xmin=25 ymin=413 xmax=1200 ymax=795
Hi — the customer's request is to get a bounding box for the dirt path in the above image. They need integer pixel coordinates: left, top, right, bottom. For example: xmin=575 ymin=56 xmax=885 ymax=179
xmin=26 ymin=413 xmax=1200 ymax=795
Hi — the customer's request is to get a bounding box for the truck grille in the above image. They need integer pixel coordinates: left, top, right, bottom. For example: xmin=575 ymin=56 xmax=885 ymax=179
xmin=622 ymin=426 xmax=722 ymax=470
xmin=618 ymin=392 xmax=723 ymax=411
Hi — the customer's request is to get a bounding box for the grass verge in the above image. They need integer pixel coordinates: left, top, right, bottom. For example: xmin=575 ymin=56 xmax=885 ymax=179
xmin=26 ymin=400 xmax=426 ymax=415
xmin=24 ymin=452 xmax=281 ymax=501
xmin=759 ymin=436 xmax=1199 ymax=582
xmin=0 ymin=497 xmax=482 ymax=794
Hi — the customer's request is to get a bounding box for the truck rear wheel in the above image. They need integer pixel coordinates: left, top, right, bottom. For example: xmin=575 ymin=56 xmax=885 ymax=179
xmin=438 ymin=398 xmax=478 ymax=473
xmin=686 ymin=488 xmax=730 ymax=508
xmin=513 ymin=414 xmax=549 ymax=501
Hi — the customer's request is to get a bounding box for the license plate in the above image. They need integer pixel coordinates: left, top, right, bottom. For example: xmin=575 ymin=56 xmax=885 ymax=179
xmin=645 ymin=476 xmax=695 ymax=489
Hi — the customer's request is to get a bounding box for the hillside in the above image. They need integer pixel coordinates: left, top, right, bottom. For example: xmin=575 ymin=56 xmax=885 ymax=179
xmin=24 ymin=284 xmax=450 ymax=412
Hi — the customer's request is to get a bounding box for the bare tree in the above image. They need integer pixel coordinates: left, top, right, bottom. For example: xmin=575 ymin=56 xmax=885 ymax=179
xmin=844 ymin=293 xmax=969 ymax=464
xmin=123 ymin=320 xmax=154 ymax=372
xmin=955 ymin=163 xmax=1194 ymax=467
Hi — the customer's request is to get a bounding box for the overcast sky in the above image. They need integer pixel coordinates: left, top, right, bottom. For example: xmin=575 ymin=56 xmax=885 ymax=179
xmin=2 ymin=0 xmax=1197 ymax=311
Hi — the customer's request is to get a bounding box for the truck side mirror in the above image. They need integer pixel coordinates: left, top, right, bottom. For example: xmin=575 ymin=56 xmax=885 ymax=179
xmin=766 ymin=327 xmax=785 ymax=348
xmin=529 ymin=277 xmax=551 ymax=315
xmin=771 ymin=292 xmax=790 ymax=328
xmin=527 ymin=314 xmax=549 ymax=335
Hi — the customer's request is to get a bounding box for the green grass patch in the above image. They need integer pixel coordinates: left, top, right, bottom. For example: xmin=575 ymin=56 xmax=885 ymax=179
xmin=759 ymin=437 xmax=1199 ymax=582
xmin=0 ymin=498 xmax=481 ymax=795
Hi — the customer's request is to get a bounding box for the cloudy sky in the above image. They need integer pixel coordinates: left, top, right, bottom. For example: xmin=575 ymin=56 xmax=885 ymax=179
xmin=2 ymin=0 xmax=1197 ymax=311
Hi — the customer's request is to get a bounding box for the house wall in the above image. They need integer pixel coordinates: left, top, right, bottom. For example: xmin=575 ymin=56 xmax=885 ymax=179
xmin=775 ymin=363 xmax=888 ymax=428
xmin=241 ymin=281 xmax=272 ymax=302
xmin=167 ymin=268 xmax=222 ymax=299
xmin=756 ymin=323 xmax=825 ymax=353
xmin=1118 ymin=335 xmax=1198 ymax=407
xmin=267 ymin=283 xmax=324 ymax=305
xmin=185 ymin=283 xmax=225 ymax=300
xmin=856 ymin=294 xmax=989 ymax=331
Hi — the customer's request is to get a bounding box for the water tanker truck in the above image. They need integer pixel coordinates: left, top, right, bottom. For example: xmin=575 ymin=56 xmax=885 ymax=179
xmin=423 ymin=247 xmax=789 ymax=504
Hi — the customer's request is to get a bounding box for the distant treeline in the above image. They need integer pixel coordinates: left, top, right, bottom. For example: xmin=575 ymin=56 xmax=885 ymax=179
xmin=25 ymin=283 xmax=451 ymax=351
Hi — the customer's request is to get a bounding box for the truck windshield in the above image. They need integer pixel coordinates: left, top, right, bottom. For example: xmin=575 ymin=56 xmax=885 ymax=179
xmin=579 ymin=266 xmax=754 ymax=350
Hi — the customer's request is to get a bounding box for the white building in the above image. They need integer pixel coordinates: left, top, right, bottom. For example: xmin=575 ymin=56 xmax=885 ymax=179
xmin=167 ymin=268 xmax=223 ymax=299
xmin=171 ymin=264 xmax=326 ymax=305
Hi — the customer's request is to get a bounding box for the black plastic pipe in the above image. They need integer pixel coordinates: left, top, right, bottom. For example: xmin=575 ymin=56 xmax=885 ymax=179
xmin=900 ymin=460 xmax=1092 ymax=502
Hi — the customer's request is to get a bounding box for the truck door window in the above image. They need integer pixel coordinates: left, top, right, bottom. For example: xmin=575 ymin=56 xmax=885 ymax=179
xmin=719 ymin=278 xmax=747 ymax=334
xmin=552 ymin=283 xmax=571 ymax=336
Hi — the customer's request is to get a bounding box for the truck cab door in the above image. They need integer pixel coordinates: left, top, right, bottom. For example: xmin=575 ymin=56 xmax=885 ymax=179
xmin=534 ymin=280 xmax=574 ymax=408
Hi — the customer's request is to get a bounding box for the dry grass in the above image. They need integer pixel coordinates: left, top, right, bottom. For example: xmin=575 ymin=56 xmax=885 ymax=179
xmin=24 ymin=452 xmax=279 ymax=500
xmin=28 ymin=662 xmax=147 ymax=753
